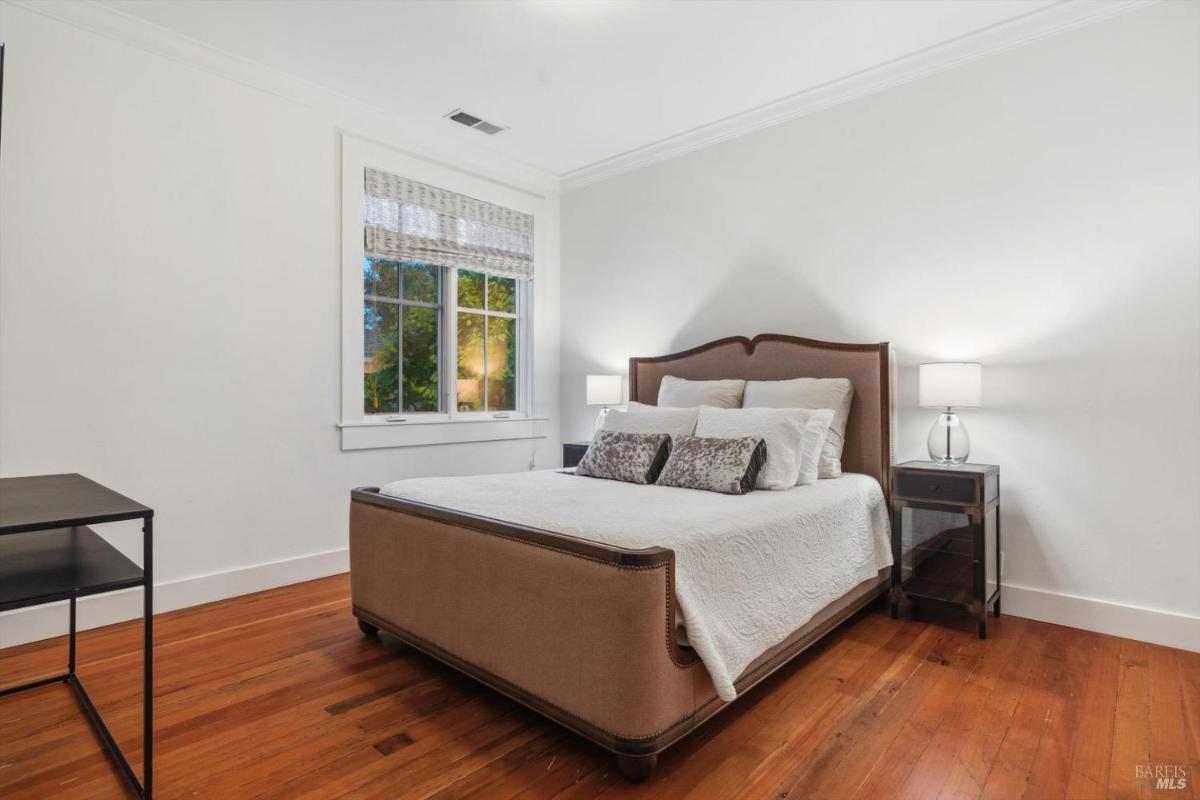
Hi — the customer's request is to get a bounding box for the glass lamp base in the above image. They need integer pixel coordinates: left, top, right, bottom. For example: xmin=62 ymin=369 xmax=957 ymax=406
xmin=927 ymin=409 xmax=970 ymax=465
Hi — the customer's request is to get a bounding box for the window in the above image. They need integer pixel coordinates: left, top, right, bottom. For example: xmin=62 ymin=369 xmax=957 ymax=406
xmin=340 ymin=137 xmax=548 ymax=450
xmin=455 ymin=270 xmax=518 ymax=413
xmin=358 ymin=165 xmax=532 ymax=421
xmin=361 ymin=261 xmax=525 ymax=417
xmin=363 ymin=261 xmax=442 ymax=415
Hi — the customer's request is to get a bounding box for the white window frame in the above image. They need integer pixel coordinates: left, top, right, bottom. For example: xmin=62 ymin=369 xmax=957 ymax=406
xmin=339 ymin=135 xmax=545 ymax=450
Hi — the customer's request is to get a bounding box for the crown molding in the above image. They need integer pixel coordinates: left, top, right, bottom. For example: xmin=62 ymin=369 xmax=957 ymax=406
xmin=4 ymin=0 xmax=1158 ymax=196
xmin=560 ymin=0 xmax=1158 ymax=192
xmin=2 ymin=0 xmax=560 ymax=197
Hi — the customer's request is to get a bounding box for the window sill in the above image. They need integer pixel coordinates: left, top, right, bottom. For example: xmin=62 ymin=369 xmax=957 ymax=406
xmin=338 ymin=416 xmax=549 ymax=451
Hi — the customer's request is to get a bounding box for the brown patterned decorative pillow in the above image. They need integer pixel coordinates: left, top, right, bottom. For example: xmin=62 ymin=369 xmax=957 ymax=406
xmin=656 ymin=435 xmax=767 ymax=495
xmin=575 ymin=430 xmax=672 ymax=485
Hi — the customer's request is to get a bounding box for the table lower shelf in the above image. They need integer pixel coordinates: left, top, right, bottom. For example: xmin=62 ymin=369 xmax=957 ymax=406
xmin=901 ymin=576 xmax=974 ymax=608
xmin=0 ymin=526 xmax=144 ymax=612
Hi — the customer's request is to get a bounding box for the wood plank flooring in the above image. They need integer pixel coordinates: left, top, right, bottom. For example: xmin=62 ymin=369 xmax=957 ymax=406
xmin=0 ymin=574 xmax=1195 ymax=799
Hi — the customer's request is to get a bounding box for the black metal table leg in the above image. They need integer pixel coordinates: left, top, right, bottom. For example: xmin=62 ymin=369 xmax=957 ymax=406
xmin=143 ymin=517 xmax=153 ymax=800
xmin=69 ymin=596 xmax=77 ymax=675
xmin=69 ymin=674 xmax=145 ymax=795
xmin=51 ymin=525 xmax=152 ymax=798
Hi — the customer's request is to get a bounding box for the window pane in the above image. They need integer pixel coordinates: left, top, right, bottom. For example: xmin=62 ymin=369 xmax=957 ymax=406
xmin=456 ymin=311 xmax=485 ymax=411
xmin=457 ymin=270 xmax=485 ymax=310
xmin=487 ymin=316 xmax=517 ymax=411
xmin=364 ymin=259 xmax=399 ymax=298
xmin=401 ymin=306 xmax=439 ymax=412
xmin=363 ymin=299 xmax=399 ymax=414
xmin=487 ymin=276 xmax=517 ymax=314
xmin=402 ymin=263 xmax=438 ymax=304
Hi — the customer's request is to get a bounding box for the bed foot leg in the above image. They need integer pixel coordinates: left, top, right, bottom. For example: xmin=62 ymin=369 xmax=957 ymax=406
xmin=616 ymin=754 xmax=657 ymax=783
xmin=357 ymin=619 xmax=379 ymax=638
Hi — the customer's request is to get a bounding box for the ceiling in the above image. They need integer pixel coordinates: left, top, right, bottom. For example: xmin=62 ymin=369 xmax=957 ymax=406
xmin=99 ymin=0 xmax=1061 ymax=178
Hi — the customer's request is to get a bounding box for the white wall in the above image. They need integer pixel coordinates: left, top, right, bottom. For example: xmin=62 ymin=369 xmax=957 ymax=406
xmin=561 ymin=3 xmax=1199 ymax=649
xmin=0 ymin=2 xmax=561 ymax=645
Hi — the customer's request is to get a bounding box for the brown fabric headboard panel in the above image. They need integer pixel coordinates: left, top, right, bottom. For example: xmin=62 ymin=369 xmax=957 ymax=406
xmin=629 ymin=334 xmax=891 ymax=497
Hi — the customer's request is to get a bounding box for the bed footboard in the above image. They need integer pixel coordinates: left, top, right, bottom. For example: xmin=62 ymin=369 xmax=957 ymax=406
xmin=349 ymin=488 xmax=705 ymax=757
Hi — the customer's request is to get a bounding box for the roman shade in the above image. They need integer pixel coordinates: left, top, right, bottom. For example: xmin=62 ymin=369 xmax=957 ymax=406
xmin=364 ymin=167 xmax=534 ymax=280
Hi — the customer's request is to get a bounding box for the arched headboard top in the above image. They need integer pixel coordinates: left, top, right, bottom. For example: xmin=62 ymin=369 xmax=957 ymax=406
xmin=629 ymin=334 xmax=891 ymax=495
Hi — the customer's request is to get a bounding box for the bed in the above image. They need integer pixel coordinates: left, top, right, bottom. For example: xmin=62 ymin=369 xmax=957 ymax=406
xmin=349 ymin=334 xmax=893 ymax=781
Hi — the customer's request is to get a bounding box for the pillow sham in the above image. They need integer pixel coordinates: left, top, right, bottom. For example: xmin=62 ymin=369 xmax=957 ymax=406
xmin=743 ymin=377 xmax=854 ymax=479
xmin=694 ymin=406 xmax=809 ymax=490
xmin=794 ymin=408 xmax=835 ymax=486
xmin=575 ymin=431 xmax=672 ymax=485
xmin=656 ymin=435 xmax=767 ymax=495
xmin=657 ymin=376 xmax=745 ymax=409
xmin=601 ymin=402 xmax=699 ymax=439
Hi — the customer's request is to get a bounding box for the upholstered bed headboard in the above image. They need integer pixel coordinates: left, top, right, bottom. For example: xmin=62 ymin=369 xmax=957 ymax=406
xmin=629 ymin=334 xmax=892 ymax=497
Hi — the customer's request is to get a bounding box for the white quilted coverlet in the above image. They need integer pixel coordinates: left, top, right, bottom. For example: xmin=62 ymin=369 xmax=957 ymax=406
xmin=378 ymin=470 xmax=892 ymax=701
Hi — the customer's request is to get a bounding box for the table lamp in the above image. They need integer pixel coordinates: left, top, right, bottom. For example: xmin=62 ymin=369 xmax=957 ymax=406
xmin=587 ymin=375 xmax=623 ymax=434
xmin=919 ymin=362 xmax=982 ymax=465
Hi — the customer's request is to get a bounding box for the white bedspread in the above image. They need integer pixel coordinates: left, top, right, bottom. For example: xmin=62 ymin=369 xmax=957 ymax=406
xmin=378 ymin=470 xmax=892 ymax=701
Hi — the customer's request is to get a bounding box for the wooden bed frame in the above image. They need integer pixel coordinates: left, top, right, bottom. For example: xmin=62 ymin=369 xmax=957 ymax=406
xmin=349 ymin=334 xmax=892 ymax=782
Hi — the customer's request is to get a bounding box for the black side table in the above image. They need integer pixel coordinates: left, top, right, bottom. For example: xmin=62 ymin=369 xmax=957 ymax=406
xmin=890 ymin=461 xmax=1000 ymax=639
xmin=563 ymin=441 xmax=590 ymax=469
xmin=0 ymin=474 xmax=154 ymax=798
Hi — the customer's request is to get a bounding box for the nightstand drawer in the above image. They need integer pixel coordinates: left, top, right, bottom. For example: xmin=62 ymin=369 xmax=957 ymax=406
xmin=894 ymin=471 xmax=977 ymax=505
xmin=562 ymin=442 xmax=591 ymax=469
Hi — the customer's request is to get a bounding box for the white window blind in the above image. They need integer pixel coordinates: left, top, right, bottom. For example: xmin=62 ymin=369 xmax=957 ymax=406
xmin=364 ymin=167 xmax=534 ymax=281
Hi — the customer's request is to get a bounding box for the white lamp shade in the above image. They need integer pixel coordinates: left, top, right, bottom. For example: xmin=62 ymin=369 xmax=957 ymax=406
xmin=919 ymin=362 xmax=982 ymax=408
xmin=586 ymin=375 xmax=623 ymax=406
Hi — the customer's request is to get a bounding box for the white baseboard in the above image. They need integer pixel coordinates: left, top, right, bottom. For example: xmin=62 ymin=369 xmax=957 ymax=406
xmin=0 ymin=547 xmax=349 ymax=649
xmin=1003 ymin=582 xmax=1199 ymax=652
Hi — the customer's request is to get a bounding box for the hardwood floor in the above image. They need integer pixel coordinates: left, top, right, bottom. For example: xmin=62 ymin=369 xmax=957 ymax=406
xmin=1 ymin=575 xmax=1196 ymax=799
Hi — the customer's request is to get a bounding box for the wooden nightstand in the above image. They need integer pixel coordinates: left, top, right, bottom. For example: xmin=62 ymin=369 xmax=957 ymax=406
xmin=890 ymin=460 xmax=1000 ymax=638
xmin=562 ymin=441 xmax=591 ymax=469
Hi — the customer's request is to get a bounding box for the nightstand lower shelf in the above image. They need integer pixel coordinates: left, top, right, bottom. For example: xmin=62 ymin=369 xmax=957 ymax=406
xmin=901 ymin=575 xmax=974 ymax=609
xmin=0 ymin=527 xmax=145 ymax=612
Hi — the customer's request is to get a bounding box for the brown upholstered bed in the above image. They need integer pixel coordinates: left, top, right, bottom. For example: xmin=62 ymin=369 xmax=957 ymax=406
xmin=349 ymin=334 xmax=892 ymax=781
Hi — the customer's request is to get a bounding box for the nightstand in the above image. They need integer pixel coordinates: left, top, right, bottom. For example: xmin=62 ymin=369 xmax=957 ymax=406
xmin=890 ymin=460 xmax=1000 ymax=638
xmin=0 ymin=474 xmax=155 ymax=798
xmin=562 ymin=441 xmax=591 ymax=469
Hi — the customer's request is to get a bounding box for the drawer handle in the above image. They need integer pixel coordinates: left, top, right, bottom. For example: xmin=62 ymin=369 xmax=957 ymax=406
xmin=929 ymin=483 xmax=940 ymax=492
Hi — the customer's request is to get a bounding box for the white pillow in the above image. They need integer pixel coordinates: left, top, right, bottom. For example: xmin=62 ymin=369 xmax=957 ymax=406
xmin=657 ymin=376 xmax=745 ymax=409
xmin=695 ymin=407 xmax=809 ymax=490
xmin=743 ymin=378 xmax=854 ymax=479
xmin=601 ymin=402 xmax=699 ymax=440
xmin=795 ymin=409 xmax=835 ymax=486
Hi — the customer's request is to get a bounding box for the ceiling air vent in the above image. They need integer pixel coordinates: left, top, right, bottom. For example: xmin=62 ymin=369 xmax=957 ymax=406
xmin=445 ymin=109 xmax=506 ymax=135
